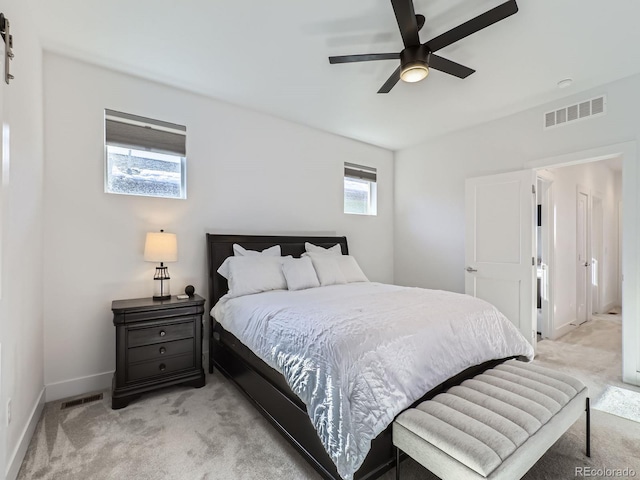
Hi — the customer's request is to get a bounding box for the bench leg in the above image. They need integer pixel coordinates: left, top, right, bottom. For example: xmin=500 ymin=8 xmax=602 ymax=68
xmin=585 ymin=397 xmax=591 ymax=458
xmin=396 ymin=447 xmax=400 ymax=480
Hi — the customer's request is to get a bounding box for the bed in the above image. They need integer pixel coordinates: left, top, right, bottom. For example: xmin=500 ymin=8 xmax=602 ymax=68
xmin=206 ymin=234 xmax=533 ymax=480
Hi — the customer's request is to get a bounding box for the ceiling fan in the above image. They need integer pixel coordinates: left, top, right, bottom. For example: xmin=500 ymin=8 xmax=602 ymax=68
xmin=328 ymin=0 xmax=518 ymax=93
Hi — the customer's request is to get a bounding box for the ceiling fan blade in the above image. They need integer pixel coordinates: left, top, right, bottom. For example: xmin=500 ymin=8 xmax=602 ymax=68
xmin=329 ymin=53 xmax=400 ymax=64
xmin=391 ymin=0 xmax=420 ymax=47
xmin=377 ymin=66 xmax=402 ymax=94
xmin=428 ymin=54 xmax=475 ymax=78
xmin=426 ymin=0 xmax=518 ymax=53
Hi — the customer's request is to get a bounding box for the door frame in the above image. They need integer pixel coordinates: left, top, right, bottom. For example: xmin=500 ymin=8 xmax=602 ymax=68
xmin=527 ymin=141 xmax=639 ymax=386
xmin=0 ymin=34 xmax=6 ymax=479
xmin=536 ymin=173 xmax=554 ymax=339
xmin=575 ymin=185 xmax=591 ymax=326
xmin=590 ymin=192 xmax=604 ymax=314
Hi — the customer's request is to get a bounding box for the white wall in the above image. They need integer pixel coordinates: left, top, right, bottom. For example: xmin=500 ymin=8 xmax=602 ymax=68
xmin=42 ymin=53 xmax=394 ymax=400
xmin=0 ymin=1 xmax=45 ymax=478
xmin=395 ymin=74 xmax=640 ymax=292
xmin=544 ymin=161 xmax=621 ymax=333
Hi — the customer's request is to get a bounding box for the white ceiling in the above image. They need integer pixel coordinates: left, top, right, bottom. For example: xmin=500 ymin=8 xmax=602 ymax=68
xmin=28 ymin=0 xmax=640 ymax=150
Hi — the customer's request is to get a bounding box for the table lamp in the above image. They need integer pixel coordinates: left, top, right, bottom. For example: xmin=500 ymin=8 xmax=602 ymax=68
xmin=144 ymin=230 xmax=177 ymax=300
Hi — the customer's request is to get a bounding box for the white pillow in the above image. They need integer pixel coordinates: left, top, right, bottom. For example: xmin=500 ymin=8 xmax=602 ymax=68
xmin=218 ymin=256 xmax=288 ymax=298
xmin=304 ymin=242 xmax=342 ymax=256
xmin=304 ymin=253 xmax=347 ymax=286
xmin=336 ymin=256 xmax=369 ymax=283
xmin=282 ymin=257 xmax=320 ymax=291
xmin=233 ymin=244 xmax=281 ymax=257
xmin=218 ymin=244 xmax=282 ymax=278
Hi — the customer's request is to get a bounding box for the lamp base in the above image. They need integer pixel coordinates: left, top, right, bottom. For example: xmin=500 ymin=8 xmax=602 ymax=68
xmin=152 ymin=294 xmax=171 ymax=301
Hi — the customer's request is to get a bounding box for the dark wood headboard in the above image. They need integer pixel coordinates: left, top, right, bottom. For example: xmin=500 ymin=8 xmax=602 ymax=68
xmin=206 ymin=234 xmax=348 ymax=308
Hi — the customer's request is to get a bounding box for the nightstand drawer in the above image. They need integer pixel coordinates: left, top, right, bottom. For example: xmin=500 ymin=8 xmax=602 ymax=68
xmin=127 ymin=353 xmax=194 ymax=382
xmin=127 ymin=320 xmax=194 ymax=348
xmin=123 ymin=305 xmax=202 ymax=323
xmin=128 ymin=338 xmax=193 ymax=363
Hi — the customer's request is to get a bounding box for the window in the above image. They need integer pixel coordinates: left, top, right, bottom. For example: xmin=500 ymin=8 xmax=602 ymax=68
xmin=344 ymin=162 xmax=377 ymax=215
xmin=104 ymin=109 xmax=186 ymax=199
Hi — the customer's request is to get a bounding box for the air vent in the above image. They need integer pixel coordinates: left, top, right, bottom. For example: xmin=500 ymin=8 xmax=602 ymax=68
xmin=61 ymin=393 xmax=103 ymax=410
xmin=544 ymin=95 xmax=606 ymax=130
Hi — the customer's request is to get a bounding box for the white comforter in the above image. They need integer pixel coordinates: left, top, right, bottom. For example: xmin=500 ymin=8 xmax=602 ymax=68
xmin=212 ymin=282 xmax=534 ymax=479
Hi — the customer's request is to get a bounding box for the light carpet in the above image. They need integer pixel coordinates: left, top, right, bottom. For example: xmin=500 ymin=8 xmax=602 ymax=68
xmin=18 ymin=316 xmax=640 ymax=480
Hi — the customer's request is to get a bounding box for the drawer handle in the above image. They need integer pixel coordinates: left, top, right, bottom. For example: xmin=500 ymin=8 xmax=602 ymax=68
xmin=159 ymin=347 xmax=166 ymax=355
xmin=159 ymin=363 xmax=166 ymax=372
xmin=159 ymin=330 xmax=166 ymax=337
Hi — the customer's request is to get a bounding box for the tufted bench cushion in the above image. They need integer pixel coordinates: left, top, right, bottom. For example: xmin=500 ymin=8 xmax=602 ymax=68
xmin=393 ymin=360 xmax=589 ymax=480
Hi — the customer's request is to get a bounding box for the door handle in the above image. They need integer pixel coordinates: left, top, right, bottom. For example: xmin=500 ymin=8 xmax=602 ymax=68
xmin=584 ymin=262 xmax=590 ymax=267
xmin=466 ymin=266 xmax=478 ymax=273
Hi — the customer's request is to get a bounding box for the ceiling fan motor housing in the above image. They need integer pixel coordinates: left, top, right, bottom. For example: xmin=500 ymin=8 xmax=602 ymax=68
xmin=400 ymin=44 xmax=430 ymax=71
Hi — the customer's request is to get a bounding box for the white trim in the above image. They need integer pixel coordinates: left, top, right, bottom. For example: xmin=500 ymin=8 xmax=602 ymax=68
xmin=5 ymin=388 xmax=44 ymax=480
xmin=536 ymin=174 xmax=554 ymax=339
xmin=526 ymin=141 xmax=636 ymax=170
xmin=552 ymin=321 xmax=577 ymax=341
xmin=45 ymin=371 xmax=113 ymax=402
xmin=622 ymin=145 xmax=639 ymax=384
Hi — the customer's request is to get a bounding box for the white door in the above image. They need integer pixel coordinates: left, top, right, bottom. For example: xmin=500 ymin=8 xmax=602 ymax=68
xmin=465 ymin=169 xmax=537 ymax=347
xmin=576 ymin=191 xmax=589 ymax=325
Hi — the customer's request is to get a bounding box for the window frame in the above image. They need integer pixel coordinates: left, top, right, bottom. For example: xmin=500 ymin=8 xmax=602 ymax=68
xmin=343 ymin=163 xmax=377 ymax=216
xmin=104 ymin=109 xmax=187 ymax=199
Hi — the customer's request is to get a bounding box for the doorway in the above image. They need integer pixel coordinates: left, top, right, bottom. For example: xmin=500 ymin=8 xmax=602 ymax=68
xmin=536 ymin=156 xmax=623 ymax=340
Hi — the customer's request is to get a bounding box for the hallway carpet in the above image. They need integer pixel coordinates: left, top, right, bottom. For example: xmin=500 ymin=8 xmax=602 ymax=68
xmin=18 ymin=316 xmax=640 ymax=480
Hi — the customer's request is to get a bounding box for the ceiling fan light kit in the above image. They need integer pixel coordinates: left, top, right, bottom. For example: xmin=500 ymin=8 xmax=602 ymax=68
xmin=401 ymin=63 xmax=429 ymax=83
xmin=400 ymin=45 xmax=430 ymax=83
xmin=328 ymin=0 xmax=519 ymax=94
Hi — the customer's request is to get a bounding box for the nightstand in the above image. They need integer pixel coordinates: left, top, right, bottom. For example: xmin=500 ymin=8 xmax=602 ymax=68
xmin=111 ymin=294 xmax=206 ymax=409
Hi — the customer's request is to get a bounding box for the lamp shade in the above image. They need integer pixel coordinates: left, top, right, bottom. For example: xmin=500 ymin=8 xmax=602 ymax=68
xmin=144 ymin=231 xmax=178 ymax=263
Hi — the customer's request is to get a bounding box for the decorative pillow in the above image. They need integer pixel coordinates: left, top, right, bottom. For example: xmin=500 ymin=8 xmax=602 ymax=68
xmin=217 ymin=256 xmax=288 ymax=298
xmin=336 ymin=256 xmax=369 ymax=283
xmin=282 ymin=257 xmax=320 ymax=291
xmin=304 ymin=252 xmax=347 ymax=286
xmin=304 ymin=242 xmax=342 ymax=256
xmin=233 ymin=244 xmax=281 ymax=257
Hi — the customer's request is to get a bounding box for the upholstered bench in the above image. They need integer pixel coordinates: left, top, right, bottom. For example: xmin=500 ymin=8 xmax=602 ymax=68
xmin=393 ymin=360 xmax=590 ymax=480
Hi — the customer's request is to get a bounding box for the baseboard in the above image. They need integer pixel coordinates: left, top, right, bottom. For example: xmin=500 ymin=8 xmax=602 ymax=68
xmin=45 ymin=371 xmax=113 ymax=402
xmin=6 ymin=388 xmax=45 ymax=480
xmin=600 ymin=302 xmax=619 ymax=314
xmin=552 ymin=321 xmax=578 ymax=340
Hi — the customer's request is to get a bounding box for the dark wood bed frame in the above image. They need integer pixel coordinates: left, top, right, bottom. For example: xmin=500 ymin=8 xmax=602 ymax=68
xmin=206 ymin=234 xmax=509 ymax=480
